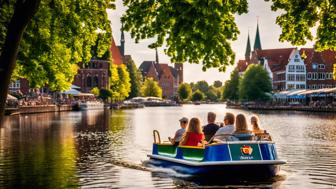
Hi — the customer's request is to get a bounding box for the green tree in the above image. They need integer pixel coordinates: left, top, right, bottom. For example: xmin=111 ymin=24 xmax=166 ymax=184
xmin=239 ymin=64 xmax=272 ymax=101
xmin=99 ymin=88 xmax=112 ymax=101
xmin=194 ymin=80 xmax=209 ymax=94
xmin=206 ymin=86 xmax=219 ymax=102
xmin=0 ymin=1 xmax=114 ymax=124
xmin=177 ymin=83 xmax=192 ymax=101
xmin=213 ymin=80 xmax=223 ymax=88
xmin=110 ymin=64 xmax=131 ymax=101
xmin=141 ymin=78 xmax=162 ymax=98
xmin=268 ymin=0 xmax=336 ymax=51
xmin=223 ymin=70 xmax=240 ymax=101
xmin=191 ymin=90 xmax=205 ymax=102
xmin=125 ymin=57 xmax=142 ymax=99
xmin=122 ymin=0 xmax=248 ymax=71
xmin=91 ymin=87 xmax=100 ymax=96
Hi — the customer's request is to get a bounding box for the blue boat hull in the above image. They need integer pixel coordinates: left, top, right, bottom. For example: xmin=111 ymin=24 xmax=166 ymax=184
xmin=148 ymin=157 xmax=280 ymax=179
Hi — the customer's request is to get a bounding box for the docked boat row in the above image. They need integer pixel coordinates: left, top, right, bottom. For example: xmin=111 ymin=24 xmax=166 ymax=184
xmin=147 ymin=130 xmax=286 ymax=179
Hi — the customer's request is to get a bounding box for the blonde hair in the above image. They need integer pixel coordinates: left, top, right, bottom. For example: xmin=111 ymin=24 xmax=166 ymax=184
xmin=186 ymin=117 xmax=202 ymax=134
xmin=235 ymin=114 xmax=251 ymax=133
xmin=251 ymin=115 xmax=260 ymax=130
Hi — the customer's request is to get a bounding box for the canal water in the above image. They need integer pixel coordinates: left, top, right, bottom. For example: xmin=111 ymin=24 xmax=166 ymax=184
xmin=1 ymin=104 xmax=336 ymax=188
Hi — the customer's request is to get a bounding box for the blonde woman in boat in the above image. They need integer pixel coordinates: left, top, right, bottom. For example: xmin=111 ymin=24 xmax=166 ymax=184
xmin=250 ymin=115 xmax=273 ymax=141
xmin=251 ymin=115 xmax=264 ymax=134
xmin=232 ymin=114 xmax=254 ymax=141
xmin=180 ymin=117 xmax=205 ymax=147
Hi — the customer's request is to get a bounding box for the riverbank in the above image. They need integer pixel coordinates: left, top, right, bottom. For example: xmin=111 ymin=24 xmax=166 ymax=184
xmin=227 ymin=104 xmax=336 ymax=113
xmin=5 ymin=104 xmax=74 ymax=115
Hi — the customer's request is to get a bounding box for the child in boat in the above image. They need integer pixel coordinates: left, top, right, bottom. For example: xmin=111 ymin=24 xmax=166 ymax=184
xmin=169 ymin=117 xmax=188 ymax=145
xmin=180 ymin=117 xmax=205 ymax=146
xmin=232 ymin=114 xmax=254 ymax=141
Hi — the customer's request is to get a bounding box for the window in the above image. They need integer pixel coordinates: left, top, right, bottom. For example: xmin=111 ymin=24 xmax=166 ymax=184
xmin=288 ymin=65 xmax=295 ymax=72
xmin=294 ymin=59 xmax=300 ymax=62
xmin=287 ymin=84 xmax=295 ymax=90
xmin=312 ymin=72 xmax=318 ymax=80
xmin=312 ymin=63 xmax=318 ymax=69
xmin=318 ymin=72 xmax=325 ymax=80
xmin=287 ymin=74 xmax=295 ymax=81
xmin=307 ymin=72 xmax=312 ymax=80
xmin=87 ymin=76 xmax=92 ymax=87
xmin=318 ymin=64 xmax=325 ymax=69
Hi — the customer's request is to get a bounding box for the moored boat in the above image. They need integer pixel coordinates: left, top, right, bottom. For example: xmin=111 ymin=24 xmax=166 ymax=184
xmin=73 ymin=101 xmax=105 ymax=111
xmin=147 ymin=130 xmax=286 ymax=179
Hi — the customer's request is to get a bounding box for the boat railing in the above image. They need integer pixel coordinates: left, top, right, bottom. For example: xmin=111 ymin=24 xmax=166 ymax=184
xmin=153 ymin=130 xmax=161 ymax=144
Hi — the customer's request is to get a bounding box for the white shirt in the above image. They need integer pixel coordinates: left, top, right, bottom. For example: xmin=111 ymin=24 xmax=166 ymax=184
xmin=213 ymin=124 xmax=235 ymax=140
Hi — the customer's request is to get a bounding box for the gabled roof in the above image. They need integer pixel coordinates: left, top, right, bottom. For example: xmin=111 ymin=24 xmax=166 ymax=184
xmin=251 ymin=48 xmax=296 ymax=72
xmin=139 ymin=61 xmax=156 ymax=74
xmin=111 ymin=37 xmax=123 ymax=65
xmin=157 ymin=64 xmax=174 ymax=79
xmin=300 ymin=48 xmax=336 ymax=71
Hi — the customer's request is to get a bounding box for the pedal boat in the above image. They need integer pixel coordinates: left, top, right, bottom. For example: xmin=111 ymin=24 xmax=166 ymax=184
xmin=148 ymin=130 xmax=286 ymax=179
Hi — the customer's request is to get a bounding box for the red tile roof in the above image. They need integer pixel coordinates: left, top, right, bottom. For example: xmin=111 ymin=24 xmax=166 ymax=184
xmin=236 ymin=60 xmax=249 ymax=72
xmin=251 ymin=48 xmax=296 ymax=72
xmin=110 ymin=37 xmax=123 ymax=65
xmin=300 ymin=48 xmax=336 ymax=72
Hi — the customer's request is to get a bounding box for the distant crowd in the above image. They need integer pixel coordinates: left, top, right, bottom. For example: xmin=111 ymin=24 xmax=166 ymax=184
xmin=169 ymin=112 xmax=272 ymax=147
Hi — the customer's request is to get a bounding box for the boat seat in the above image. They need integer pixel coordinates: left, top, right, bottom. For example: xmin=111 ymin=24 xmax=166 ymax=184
xmin=233 ymin=133 xmax=254 ymax=141
xmin=177 ymin=146 xmax=205 ymax=161
xmin=157 ymin=144 xmax=177 ymax=157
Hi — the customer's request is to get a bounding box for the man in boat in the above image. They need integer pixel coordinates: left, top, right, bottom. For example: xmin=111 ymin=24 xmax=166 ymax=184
xmin=169 ymin=117 xmax=188 ymax=145
xmin=212 ymin=112 xmax=235 ymax=141
xmin=202 ymin=112 xmax=220 ymax=142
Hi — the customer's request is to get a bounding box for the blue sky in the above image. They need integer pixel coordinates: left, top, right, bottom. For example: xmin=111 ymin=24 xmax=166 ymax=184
xmin=108 ymin=0 xmax=315 ymax=84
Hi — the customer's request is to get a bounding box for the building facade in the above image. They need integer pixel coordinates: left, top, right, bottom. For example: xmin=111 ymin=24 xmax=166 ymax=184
xmin=139 ymin=52 xmax=183 ymax=98
xmin=237 ymin=23 xmax=335 ymax=91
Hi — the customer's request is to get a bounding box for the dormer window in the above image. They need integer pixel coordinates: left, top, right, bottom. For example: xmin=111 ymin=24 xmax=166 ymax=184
xmin=318 ymin=64 xmax=325 ymax=69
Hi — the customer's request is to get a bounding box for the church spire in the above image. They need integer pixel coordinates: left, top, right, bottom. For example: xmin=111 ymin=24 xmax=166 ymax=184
xmin=245 ymin=31 xmax=251 ymax=61
xmin=155 ymin=47 xmax=159 ymax=64
xmin=120 ymin=23 xmax=125 ymax=57
xmin=254 ymin=20 xmax=262 ymax=51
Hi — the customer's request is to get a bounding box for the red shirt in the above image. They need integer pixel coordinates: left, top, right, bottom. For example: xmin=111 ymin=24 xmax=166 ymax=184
xmin=184 ymin=132 xmax=204 ymax=146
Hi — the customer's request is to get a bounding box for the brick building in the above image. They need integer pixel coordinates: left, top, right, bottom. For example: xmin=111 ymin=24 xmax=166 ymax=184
xmin=139 ymin=50 xmax=183 ymax=98
xmin=236 ymin=22 xmax=336 ymax=91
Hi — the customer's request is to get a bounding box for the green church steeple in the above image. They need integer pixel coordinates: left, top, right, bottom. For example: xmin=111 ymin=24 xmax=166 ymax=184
xmin=245 ymin=32 xmax=251 ymax=61
xmin=254 ymin=22 xmax=262 ymax=50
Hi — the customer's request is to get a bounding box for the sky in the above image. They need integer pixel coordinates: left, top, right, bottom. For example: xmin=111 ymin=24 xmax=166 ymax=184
xmin=107 ymin=0 xmax=315 ymax=84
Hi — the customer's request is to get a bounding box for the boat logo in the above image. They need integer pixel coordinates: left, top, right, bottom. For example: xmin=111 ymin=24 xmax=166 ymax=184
xmin=240 ymin=145 xmax=253 ymax=155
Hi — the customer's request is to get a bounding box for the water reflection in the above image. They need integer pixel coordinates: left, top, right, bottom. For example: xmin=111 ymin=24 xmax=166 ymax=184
xmin=0 ymin=105 xmax=336 ymax=188
xmin=0 ymin=113 xmax=78 ymax=188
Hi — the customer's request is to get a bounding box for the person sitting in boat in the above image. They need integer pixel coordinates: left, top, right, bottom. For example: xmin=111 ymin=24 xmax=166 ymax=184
xmin=168 ymin=117 xmax=188 ymax=145
xmin=212 ymin=112 xmax=235 ymax=141
xmin=232 ymin=114 xmax=254 ymax=141
xmin=251 ymin=115 xmax=264 ymax=134
xmin=202 ymin=112 xmax=219 ymax=142
xmin=251 ymin=115 xmax=273 ymax=141
xmin=179 ymin=117 xmax=205 ymax=146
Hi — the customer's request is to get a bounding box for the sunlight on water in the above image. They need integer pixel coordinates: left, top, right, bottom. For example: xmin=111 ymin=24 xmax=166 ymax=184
xmin=1 ymin=105 xmax=336 ymax=188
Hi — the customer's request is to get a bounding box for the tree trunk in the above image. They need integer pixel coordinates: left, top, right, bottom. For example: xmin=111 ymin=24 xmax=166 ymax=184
xmin=0 ymin=0 xmax=41 ymax=126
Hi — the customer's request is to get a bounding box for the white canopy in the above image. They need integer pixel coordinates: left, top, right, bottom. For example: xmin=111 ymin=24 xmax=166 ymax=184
xmin=7 ymin=94 xmax=17 ymax=100
xmin=61 ymin=88 xmax=81 ymax=95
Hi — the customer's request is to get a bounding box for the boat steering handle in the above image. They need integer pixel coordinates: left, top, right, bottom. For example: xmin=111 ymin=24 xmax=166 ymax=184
xmin=153 ymin=130 xmax=161 ymax=144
